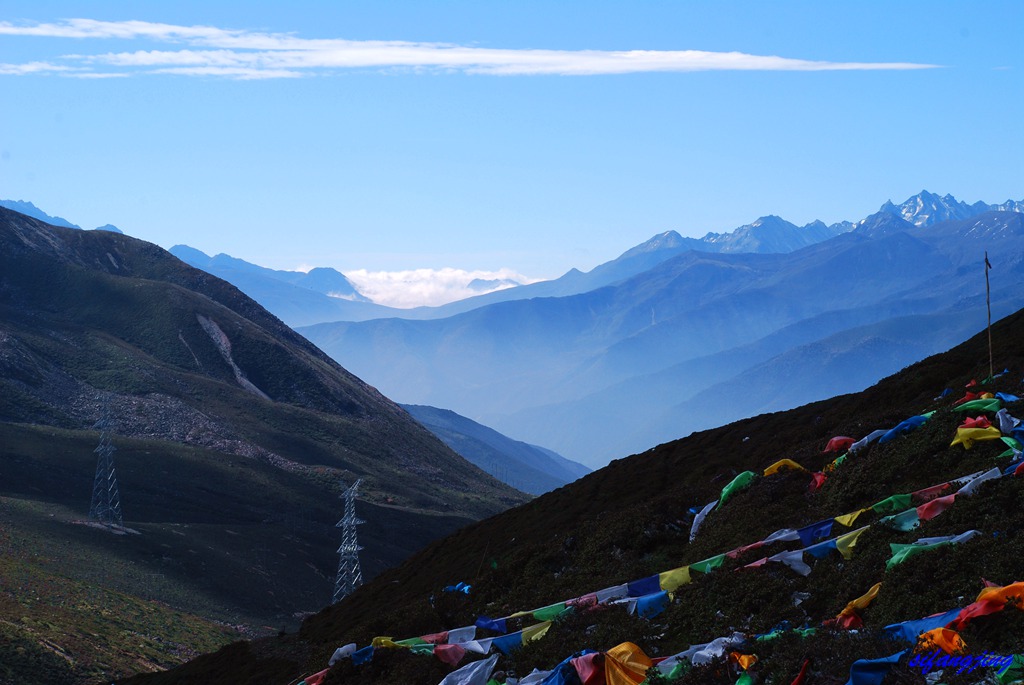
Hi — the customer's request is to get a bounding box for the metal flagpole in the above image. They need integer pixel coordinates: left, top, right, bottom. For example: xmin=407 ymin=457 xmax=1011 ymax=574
xmin=985 ymin=252 xmax=993 ymax=380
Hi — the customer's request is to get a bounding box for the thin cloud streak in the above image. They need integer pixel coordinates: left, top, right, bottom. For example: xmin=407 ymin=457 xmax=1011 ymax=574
xmin=152 ymin=66 xmax=304 ymax=79
xmin=64 ymin=71 xmax=129 ymax=79
xmin=0 ymin=60 xmax=77 ymax=75
xmin=0 ymin=19 xmax=940 ymax=79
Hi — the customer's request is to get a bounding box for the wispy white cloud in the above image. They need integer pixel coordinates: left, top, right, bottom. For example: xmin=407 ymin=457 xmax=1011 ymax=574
xmin=345 ymin=267 xmax=538 ymax=308
xmin=151 ymin=66 xmax=303 ymax=79
xmin=0 ymin=60 xmax=76 ymax=75
xmin=64 ymin=71 xmax=129 ymax=79
xmin=0 ymin=18 xmax=249 ymax=42
xmin=0 ymin=18 xmax=940 ymax=79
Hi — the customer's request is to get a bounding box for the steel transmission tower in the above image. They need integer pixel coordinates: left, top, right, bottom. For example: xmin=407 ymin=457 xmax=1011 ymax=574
xmin=89 ymin=407 xmax=123 ymax=527
xmin=333 ymin=478 xmax=365 ymax=604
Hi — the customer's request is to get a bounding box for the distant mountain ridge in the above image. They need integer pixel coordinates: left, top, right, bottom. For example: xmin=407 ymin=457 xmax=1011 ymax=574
xmin=315 ymin=190 xmax=1017 ymax=322
xmin=0 ymin=199 xmax=125 ymax=233
xmin=0 ymin=199 xmax=80 ymax=228
xmin=680 ymin=215 xmax=854 ymax=254
xmin=168 ymin=245 xmax=399 ymax=326
xmin=300 ymin=192 xmax=1024 ymax=467
xmin=400 ymin=404 xmax=589 ymax=495
xmin=357 ymin=211 xmax=858 ymax=321
xmin=20 ymin=191 xmax=1018 ymax=329
xmin=170 ymin=245 xmax=370 ymax=301
xmin=878 ymin=189 xmax=1024 ymax=227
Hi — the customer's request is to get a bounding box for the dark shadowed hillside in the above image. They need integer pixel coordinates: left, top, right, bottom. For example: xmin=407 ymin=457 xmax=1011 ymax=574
xmin=0 ymin=207 xmax=525 ymax=683
xmin=122 ymin=300 xmax=1024 ymax=685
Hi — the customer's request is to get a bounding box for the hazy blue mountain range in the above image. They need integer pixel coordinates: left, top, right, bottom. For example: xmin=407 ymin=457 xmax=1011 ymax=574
xmin=300 ymin=193 xmax=1024 ymax=468
xmin=168 ymin=245 xmax=400 ymax=326
xmin=168 ymin=190 xmax=1022 ymax=327
xmin=164 ymin=204 xmax=858 ymax=326
xmin=169 ymin=245 xmax=368 ymax=300
xmin=400 ymin=403 xmax=590 ymax=495
xmin=879 ymin=189 xmax=1024 ymax=227
xmin=385 ymin=216 xmax=856 ymax=319
xmin=0 ymin=199 xmax=124 ymax=233
xmin=12 ymin=193 xmax=1023 ymax=331
xmin=0 ymin=199 xmax=81 ymax=228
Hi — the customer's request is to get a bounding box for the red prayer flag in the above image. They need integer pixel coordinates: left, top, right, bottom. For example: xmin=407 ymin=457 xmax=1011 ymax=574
xmin=790 ymin=658 xmax=811 ymax=685
xmin=303 ymin=669 xmax=330 ymax=685
xmin=823 ymin=436 xmax=855 ymax=453
xmin=433 ymin=643 xmax=467 ymax=667
xmin=917 ymin=493 xmax=957 ymax=521
xmin=572 ymin=652 xmax=605 ymax=685
xmin=911 ymin=482 xmax=952 ymax=504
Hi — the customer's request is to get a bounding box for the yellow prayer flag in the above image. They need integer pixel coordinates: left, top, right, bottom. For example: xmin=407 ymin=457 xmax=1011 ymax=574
xmin=835 ymin=526 xmax=870 ymax=559
xmin=763 ymin=458 xmax=807 ymax=476
xmin=950 ymin=426 xmax=1002 ymax=449
xmin=605 ymin=642 xmax=653 ymax=685
xmin=834 ymin=508 xmax=869 ymax=528
xmin=839 ymin=582 xmax=882 ymax=617
xmin=659 ymin=566 xmax=691 ymax=592
xmin=371 ymin=636 xmax=403 ymax=649
xmin=521 ymin=620 xmax=552 ymax=644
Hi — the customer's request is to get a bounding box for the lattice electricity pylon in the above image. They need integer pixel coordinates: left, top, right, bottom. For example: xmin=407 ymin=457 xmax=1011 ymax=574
xmin=88 ymin=408 xmax=123 ymax=527
xmin=333 ymin=478 xmax=365 ymax=604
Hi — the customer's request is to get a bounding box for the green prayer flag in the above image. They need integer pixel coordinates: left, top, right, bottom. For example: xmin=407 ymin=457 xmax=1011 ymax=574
xmin=668 ymin=662 xmax=691 ymax=679
xmin=533 ymin=602 xmax=570 ymax=621
xmin=953 ymin=398 xmax=1002 ymax=413
xmin=718 ymin=471 xmax=757 ymax=509
xmin=887 ymin=540 xmax=950 ymax=569
xmin=872 ymin=493 xmax=911 ymax=514
xmin=395 ymin=637 xmax=428 ymax=647
xmin=690 ymin=554 xmax=726 ymax=574
xmin=997 ymin=654 xmax=1024 ymax=684
xmin=756 ymin=630 xmax=783 ymax=642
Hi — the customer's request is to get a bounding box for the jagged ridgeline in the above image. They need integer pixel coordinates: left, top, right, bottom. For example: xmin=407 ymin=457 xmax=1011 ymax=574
xmin=0 ymin=207 xmax=525 ymax=683
xmin=121 ymin=306 xmax=1024 ymax=685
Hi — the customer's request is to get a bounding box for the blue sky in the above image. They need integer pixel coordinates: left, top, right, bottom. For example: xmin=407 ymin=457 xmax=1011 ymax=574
xmin=2 ymin=1 xmax=1022 ymax=294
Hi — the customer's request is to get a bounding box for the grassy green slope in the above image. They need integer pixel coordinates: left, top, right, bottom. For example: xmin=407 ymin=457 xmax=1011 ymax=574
xmin=1 ymin=495 xmax=238 ymax=685
xmin=123 ymin=307 xmax=1024 ymax=685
